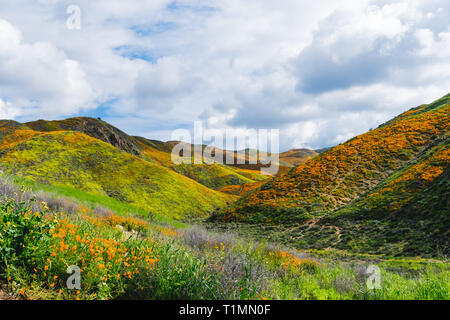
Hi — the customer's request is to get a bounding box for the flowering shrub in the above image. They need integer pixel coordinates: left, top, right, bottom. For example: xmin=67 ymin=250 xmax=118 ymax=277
xmin=0 ymin=198 xmax=55 ymax=271
xmin=1 ymin=194 xmax=448 ymax=300
xmin=0 ymin=199 xmax=159 ymax=300
xmin=268 ymin=250 xmax=321 ymax=274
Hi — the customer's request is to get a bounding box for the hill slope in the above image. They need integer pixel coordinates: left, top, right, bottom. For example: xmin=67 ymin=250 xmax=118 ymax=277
xmin=213 ymin=94 xmax=450 ymax=256
xmin=129 ymin=136 xmax=269 ymax=190
xmin=280 ymin=148 xmax=319 ymax=166
xmin=222 ymin=94 xmax=449 ymax=224
xmin=276 ymin=135 xmax=449 ymax=256
xmin=26 ymin=117 xmax=142 ymax=156
xmin=0 ymin=127 xmax=231 ymax=220
xmin=24 ymin=118 xmax=269 ymax=190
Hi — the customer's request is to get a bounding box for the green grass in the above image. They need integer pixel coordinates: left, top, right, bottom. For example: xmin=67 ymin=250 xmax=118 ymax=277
xmin=267 ymin=261 xmax=449 ymax=300
xmin=0 ymin=183 xmax=448 ymax=300
xmin=2 ymin=196 xmax=448 ymax=300
xmin=7 ymin=174 xmax=185 ymax=229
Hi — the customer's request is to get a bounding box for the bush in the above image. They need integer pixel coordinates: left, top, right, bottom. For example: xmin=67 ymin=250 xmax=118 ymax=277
xmin=0 ymin=197 xmax=54 ymax=272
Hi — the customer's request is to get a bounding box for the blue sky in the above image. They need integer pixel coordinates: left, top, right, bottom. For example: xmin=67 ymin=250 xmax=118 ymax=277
xmin=0 ymin=0 xmax=449 ymax=150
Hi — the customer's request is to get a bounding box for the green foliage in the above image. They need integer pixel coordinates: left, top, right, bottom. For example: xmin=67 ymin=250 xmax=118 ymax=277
xmin=0 ymin=197 xmax=54 ymax=271
xmin=1 ymin=191 xmax=448 ymax=300
xmin=8 ymin=174 xmax=185 ymax=228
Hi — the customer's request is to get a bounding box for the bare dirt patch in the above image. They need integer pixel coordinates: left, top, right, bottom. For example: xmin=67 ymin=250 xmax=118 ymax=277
xmin=0 ymin=282 xmax=16 ymax=300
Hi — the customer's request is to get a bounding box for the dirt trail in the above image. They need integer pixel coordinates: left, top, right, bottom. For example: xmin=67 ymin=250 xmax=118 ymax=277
xmin=327 ymin=225 xmax=343 ymax=249
xmin=329 ymin=148 xmax=362 ymax=197
xmin=0 ymin=284 xmax=16 ymax=300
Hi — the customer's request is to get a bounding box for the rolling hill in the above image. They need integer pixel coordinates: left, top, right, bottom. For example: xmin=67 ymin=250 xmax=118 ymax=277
xmin=280 ymin=148 xmax=319 ymax=166
xmin=26 ymin=116 xmax=318 ymax=167
xmin=269 ymin=135 xmax=449 ymax=257
xmin=24 ymin=117 xmax=317 ymax=191
xmin=0 ymin=125 xmax=231 ymax=220
xmin=24 ymin=117 xmax=269 ymax=190
xmin=213 ymin=94 xmax=450 ymax=256
xmin=26 ymin=117 xmax=142 ymax=156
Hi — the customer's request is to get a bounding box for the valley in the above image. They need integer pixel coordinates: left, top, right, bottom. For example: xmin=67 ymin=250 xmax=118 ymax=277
xmin=0 ymin=94 xmax=449 ymax=300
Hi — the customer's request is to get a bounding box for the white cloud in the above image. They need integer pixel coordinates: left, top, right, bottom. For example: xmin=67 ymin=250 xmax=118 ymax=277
xmin=0 ymin=0 xmax=448 ymax=150
xmin=0 ymin=99 xmax=21 ymax=119
xmin=0 ymin=18 xmax=95 ymax=117
xmin=415 ymin=28 xmax=450 ymax=58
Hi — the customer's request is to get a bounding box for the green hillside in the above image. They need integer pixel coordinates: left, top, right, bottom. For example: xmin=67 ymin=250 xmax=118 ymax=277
xmin=220 ymin=94 xmax=449 ymax=223
xmin=0 ymin=128 xmax=230 ymax=220
xmin=280 ymin=148 xmax=319 ymax=166
xmin=136 ymin=136 xmax=268 ymax=189
xmin=256 ymin=136 xmax=449 ymax=257
xmin=26 ymin=117 xmax=142 ymax=156
xmin=211 ymin=94 xmax=450 ymax=257
xmin=173 ymin=163 xmax=267 ymax=190
xmin=24 ymin=118 xmax=269 ymax=190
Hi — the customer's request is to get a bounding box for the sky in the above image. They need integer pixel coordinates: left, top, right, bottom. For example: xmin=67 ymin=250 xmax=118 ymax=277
xmin=0 ymin=0 xmax=449 ymax=151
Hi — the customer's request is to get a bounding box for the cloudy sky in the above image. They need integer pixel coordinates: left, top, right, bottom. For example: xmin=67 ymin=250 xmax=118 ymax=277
xmin=0 ymin=0 xmax=449 ymax=150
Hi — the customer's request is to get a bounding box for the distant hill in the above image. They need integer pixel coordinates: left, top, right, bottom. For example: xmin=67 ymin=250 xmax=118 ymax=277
xmin=214 ymin=94 xmax=450 ymax=256
xmin=314 ymin=147 xmax=332 ymax=154
xmin=0 ymin=120 xmax=32 ymax=137
xmin=280 ymin=148 xmax=318 ymax=166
